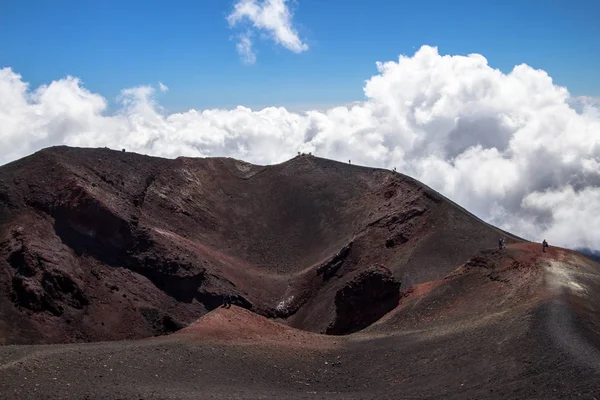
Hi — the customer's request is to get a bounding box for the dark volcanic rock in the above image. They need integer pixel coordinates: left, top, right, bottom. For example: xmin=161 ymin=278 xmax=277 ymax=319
xmin=327 ymin=266 xmax=401 ymax=335
xmin=0 ymin=146 xmax=520 ymax=345
xmin=316 ymin=242 xmax=352 ymax=280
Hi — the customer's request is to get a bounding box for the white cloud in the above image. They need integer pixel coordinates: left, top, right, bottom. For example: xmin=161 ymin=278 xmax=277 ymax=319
xmin=158 ymin=82 xmax=169 ymax=92
xmin=572 ymin=96 xmax=600 ymax=105
xmin=521 ymin=187 xmax=600 ymax=250
xmin=568 ymin=96 xmax=600 ymax=115
xmin=227 ymin=0 xmax=307 ymax=62
xmin=236 ymin=33 xmax=257 ymax=65
xmin=1 ymin=46 xmax=600 ymax=252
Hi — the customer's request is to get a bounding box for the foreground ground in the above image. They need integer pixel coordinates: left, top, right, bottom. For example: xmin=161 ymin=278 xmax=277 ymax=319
xmin=2 ymin=243 xmax=600 ymax=399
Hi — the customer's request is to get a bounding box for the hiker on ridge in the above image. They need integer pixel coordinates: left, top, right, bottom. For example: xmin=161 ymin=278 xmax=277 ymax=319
xmin=542 ymin=240 xmax=548 ymax=253
xmin=498 ymin=238 xmax=503 ymax=250
xmin=222 ymin=294 xmax=232 ymax=309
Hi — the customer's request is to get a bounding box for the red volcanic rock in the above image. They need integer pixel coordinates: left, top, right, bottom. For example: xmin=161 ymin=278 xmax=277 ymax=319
xmin=3 ymin=148 xmax=600 ymax=399
xmin=0 ymin=146 xmax=519 ymax=344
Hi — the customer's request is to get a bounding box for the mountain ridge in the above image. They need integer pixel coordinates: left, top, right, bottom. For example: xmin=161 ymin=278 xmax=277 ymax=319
xmin=1 ymin=145 xmax=521 ymax=344
xmin=2 ymin=146 xmax=600 ymax=399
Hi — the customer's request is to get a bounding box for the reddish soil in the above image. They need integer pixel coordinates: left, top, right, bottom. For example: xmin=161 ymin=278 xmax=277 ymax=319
xmin=1 ymin=146 xmax=600 ymax=399
xmin=0 ymin=146 xmax=519 ymax=344
xmin=171 ymin=305 xmax=338 ymax=350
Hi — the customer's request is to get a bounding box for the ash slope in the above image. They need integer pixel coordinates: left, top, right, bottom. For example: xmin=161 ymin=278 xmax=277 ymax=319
xmin=2 ymin=245 xmax=600 ymax=399
xmin=2 ymin=146 xmax=600 ymax=399
xmin=1 ymin=146 xmax=518 ymax=344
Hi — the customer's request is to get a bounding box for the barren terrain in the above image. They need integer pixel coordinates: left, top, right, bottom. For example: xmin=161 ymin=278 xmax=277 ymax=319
xmin=1 ymin=146 xmax=599 ymax=399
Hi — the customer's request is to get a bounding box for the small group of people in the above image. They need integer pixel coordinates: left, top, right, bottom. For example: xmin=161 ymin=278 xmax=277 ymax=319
xmin=498 ymin=237 xmax=550 ymax=252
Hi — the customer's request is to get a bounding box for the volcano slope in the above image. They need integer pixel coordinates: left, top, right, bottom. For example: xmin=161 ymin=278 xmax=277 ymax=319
xmin=0 ymin=146 xmax=519 ymax=344
xmin=1 ymin=146 xmax=600 ymax=399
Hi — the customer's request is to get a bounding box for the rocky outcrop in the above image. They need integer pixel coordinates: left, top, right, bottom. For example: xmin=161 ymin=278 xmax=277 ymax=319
xmin=327 ymin=266 xmax=401 ymax=335
xmin=0 ymin=146 xmax=522 ymax=345
xmin=316 ymin=242 xmax=352 ymax=280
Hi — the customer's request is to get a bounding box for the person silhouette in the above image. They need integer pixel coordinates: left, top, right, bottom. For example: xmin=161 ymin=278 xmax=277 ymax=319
xmin=222 ymin=294 xmax=232 ymax=309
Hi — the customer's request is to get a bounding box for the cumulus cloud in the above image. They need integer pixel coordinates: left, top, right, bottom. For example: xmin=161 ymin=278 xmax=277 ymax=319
xmin=569 ymin=96 xmax=600 ymax=115
xmin=158 ymin=82 xmax=169 ymax=92
xmin=1 ymin=45 xmax=600 ymax=252
xmin=573 ymin=96 xmax=600 ymax=105
xmin=227 ymin=0 xmax=307 ymax=62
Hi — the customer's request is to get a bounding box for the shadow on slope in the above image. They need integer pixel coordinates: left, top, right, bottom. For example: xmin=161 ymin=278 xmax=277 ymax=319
xmin=0 ymin=146 xmax=523 ymax=344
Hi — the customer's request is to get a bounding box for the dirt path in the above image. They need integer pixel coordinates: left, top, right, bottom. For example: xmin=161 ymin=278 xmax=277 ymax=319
xmin=542 ymin=256 xmax=600 ymax=372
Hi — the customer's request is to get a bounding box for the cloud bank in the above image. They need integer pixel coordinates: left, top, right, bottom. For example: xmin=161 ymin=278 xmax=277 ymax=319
xmin=1 ymin=46 xmax=599 ymax=251
xmin=227 ymin=0 xmax=308 ymax=63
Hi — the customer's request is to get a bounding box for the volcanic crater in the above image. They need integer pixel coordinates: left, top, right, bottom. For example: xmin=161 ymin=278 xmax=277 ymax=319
xmin=1 ymin=146 xmax=600 ymax=399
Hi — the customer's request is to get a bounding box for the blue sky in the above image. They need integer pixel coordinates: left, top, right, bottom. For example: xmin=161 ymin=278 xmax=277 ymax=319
xmin=1 ymin=1 xmax=600 ymax=250
xmin=1 ymin=0 xmax=599 ymax=112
